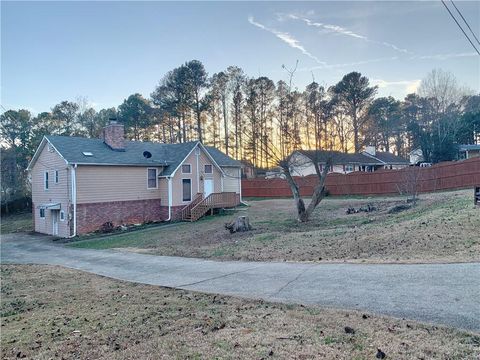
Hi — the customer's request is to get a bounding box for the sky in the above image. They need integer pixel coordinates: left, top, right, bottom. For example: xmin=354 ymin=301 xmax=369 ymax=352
xmin=2 ymin=1 xmax=479 ymax=114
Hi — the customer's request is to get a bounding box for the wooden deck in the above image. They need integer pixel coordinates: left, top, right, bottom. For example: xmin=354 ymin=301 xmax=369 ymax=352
xmin=181 ymin=192 xmax=239 ymax=222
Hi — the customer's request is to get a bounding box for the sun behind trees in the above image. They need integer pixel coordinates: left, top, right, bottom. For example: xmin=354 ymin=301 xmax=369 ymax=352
xmin=1 ymin=63 xmax=479 ymax=217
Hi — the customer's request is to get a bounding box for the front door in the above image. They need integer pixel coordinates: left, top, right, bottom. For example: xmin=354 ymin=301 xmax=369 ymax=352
xmin=52 ymin=210 xmax=59 ymax=236
xmin=204 ymin=179 xmax=213 ymax=197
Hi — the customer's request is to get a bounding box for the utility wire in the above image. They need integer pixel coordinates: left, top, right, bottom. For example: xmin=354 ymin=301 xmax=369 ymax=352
xmin=441 ymin=0 xmax=480 ymax=55
xmin=450 ymin=0 xmax=480 ymax=46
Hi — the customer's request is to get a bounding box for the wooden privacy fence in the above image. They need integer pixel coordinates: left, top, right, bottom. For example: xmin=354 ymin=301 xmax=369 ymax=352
xmin=242 ymin=157 xmax=480 ymax=197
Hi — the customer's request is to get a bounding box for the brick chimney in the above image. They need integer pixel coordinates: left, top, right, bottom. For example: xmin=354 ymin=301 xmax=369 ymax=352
xmin=102 ymin=121 xmax=125 ymax=151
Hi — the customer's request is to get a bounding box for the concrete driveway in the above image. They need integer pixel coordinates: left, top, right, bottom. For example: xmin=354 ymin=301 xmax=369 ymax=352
xmin=1 ymin=233 xmax=479 ymax=332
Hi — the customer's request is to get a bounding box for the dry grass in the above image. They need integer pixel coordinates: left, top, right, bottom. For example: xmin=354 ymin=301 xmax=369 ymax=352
xmin=1 ymin=213 xmax=33 ymax=235
xmin=1 ymin=265 xmax=478 ymax=359
xmin=70 ymin=190 xmax=480 ymax=263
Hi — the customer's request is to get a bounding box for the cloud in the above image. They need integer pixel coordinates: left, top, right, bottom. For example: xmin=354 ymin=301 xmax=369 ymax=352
xmin=288 ymin=14 xmax=411 ymax=54
xmin=247 ymin=16 xmax=326 ymax=65
xmin=298 ymin=56 xmax=399 ymax=71
xmin=372 ymin=79 xmax=421 ymax=94
xmin=411 ymin=52 xmax=478 ymax=60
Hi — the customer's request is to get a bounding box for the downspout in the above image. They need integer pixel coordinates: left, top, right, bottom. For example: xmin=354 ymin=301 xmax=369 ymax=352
xmin=70 ymin=164 xmax=77 ymax=237
xmin=165 ymin=176 xmax=173 ymax=221
xmin=196 ymin=147 xmax=200 ymax=193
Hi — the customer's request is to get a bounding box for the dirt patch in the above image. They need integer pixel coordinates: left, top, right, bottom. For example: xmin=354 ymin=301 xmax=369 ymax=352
xmin=1 ymin=265 xmax=478 ymax=359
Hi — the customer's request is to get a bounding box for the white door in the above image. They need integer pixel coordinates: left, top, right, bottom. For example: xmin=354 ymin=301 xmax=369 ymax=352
xmin=52 ymin=211 xmax=59 ymax=236
xmin=204 ymin=179 xmax=214 ymax=197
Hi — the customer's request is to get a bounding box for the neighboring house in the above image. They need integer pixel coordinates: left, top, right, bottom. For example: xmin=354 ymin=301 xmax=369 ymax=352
xmin=240 ymin=160 xmax=255 ymax=179
xmin=458 ymin=144 xmax=480 ymax=160
xmin=409 ymin=148 xmax=424 ymax=165
xmin=27 ymin=122 xmax=242 ymax=238
xmin=289 ymin=146 xmax=409 ymax=176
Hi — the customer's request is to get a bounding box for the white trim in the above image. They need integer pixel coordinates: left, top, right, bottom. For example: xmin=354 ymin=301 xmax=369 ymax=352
xmin=197 ymin=142 xmax=225 ymax=175
xmin=147 ymin=168 xmax=158 ymax=189
xmin=220 ymin=175 xmax=224 ymax=192
xmin=181 ymin=163 xmax=192 ymax=174
xmin=170 ymin=142 xmax=225 ymax=177
xmin=181 ymin=178 xmax=192 ymax=202
xmin=27 ymin=137 xmax=69 ymax=171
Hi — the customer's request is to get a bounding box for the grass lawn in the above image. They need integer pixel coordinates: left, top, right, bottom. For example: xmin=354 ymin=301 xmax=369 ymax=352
xmin=1 ymin=212 xmax=33 ymax=234
xmin=70 ymin=189 xmax=480 ymax=263
xmin=1 ymin=265 xmax=478 ymax=359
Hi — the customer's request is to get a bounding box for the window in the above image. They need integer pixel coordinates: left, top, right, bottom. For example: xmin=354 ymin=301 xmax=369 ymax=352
xmin=82 ymin=152 xmax=93 ymax=156
xmin=182 ymin=164 xmax=191 ymax=174
xmin=147 ymin=168 xmax=157 ymax=189
xmin=182 ymin=179 xmax=192 ymax=202
xmin=60 ymin=210 xmax=65 ymax=221
xmin=44 ymin=171 xmax=49 ymax=190
xmin=345 ymin=164 xmax=354 ymax=172
xmin=55 ymin=170 xmax=59 ymax=184
xmin=204 ymin=164 xmax=213 ymax=174
xmin=40 ymin=208 xmax=45 ymax=218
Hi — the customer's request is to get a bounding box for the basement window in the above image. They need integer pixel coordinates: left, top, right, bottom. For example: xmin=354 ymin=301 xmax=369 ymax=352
xmin=82 ymin=152 xmax=93 ymax=156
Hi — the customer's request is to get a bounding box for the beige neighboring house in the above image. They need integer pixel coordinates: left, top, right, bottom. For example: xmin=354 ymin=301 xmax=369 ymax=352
xmin=289 ymin=146 xmax=409 ymax=176
xmin=27 ymin=122 xmax=242 ymax=238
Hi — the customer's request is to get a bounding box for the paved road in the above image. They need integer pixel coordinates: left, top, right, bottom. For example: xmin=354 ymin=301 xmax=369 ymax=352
xmin=1 ymin=233 xmax=479 ymax=332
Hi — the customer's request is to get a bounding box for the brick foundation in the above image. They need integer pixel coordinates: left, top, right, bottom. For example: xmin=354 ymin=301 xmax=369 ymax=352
xmin=76 ymin=199 xmax=183 ymax=235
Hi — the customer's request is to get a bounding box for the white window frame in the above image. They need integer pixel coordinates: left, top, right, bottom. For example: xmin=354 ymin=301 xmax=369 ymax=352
xmin=181 ymin=178 xmax=192 ymax=202
xmin=55 ymin=170 xmax=59 ymax=184
xmin=204 ymin=164 xmax=213 ymax=174
xmin=44 ymin=171 xmax=49 ymax=190
xmin=147 ymin=168 xmax=158 ymax=189
xmin=39 ymin=208 xmax=45 ymax=219
xmin=345 ymin=164 xmax=354 ymax=172
xmin=60 ymin=210 xmax=65 ymax=221
xmin=182 ymin=164 xmax=192 ymax=174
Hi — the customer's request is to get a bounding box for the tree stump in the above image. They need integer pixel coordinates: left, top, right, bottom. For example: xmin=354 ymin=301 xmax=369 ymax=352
xmin=225 ymin=216 xmax=252 ymax=234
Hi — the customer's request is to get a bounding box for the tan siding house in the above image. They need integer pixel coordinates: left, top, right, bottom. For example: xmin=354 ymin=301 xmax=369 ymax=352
xmin=30 ymin=143 xmax=72 ymax=238
xmin=28 ymin=122 xmax=242 ymax=237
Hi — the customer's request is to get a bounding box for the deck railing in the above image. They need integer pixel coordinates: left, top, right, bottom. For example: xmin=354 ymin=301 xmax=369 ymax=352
xmin=181 ymin=193 xmax=203 ymax=221
xmin=188 ymin=192 xmax=238 ymax=222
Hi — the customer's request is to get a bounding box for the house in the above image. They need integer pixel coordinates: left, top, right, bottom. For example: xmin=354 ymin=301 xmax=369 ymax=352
xmin=458 ymin=144 xmax=480 ymax=160
xmin=27 ymin=121 xmax=242 ymax=238
xmin=409 ymin=148 xmax=424 ymax=165
xmin=289 ymin=146 xmax=409 ymax=176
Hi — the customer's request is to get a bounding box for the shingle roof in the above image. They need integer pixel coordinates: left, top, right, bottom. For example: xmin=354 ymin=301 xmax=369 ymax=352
xmin=297 ymin=150 xmax=382 ymax=165
xmin=297 ymin=149 xmax=408 ymax=165
xmin=44 ymin=136 xmax=240 ymax=176
xmin=204 ymin=146 xmax=242 ymax=167
xmin=371 ymin=151 xmax=410 ymax=164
